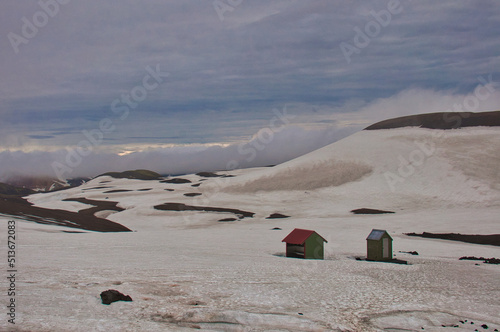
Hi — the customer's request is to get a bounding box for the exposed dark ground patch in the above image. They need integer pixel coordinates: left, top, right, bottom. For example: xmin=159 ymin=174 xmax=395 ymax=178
xmin=84 ymin=186 xmax=113 ymax=190
xmin=218 ymin=218 xmax=237 ymax=222
xmin=196 ymin=172 xmax=234 ymax=178
xmin=99 ymin=169 xmax=161 ymax=180
xmin=0 ymin=196 xmax=130 ymax=232
xmin=399 ymin=251 xmax=419 ymax=256
xmin=365 ymin=110 xmax=500 ymax=130
xmin=154 ymin=202 xmax=254 ymax=219
xmin=351 ymin=208 xmax=395 ymax=214
xmin=161 ymin=178 xmax=192 ymax=184
xmin=191 ymin=183 xmax=202 ymax=187
xmin=184 ymin=193 xmax=202 ymax=197
xmin=137 ymin=188 xmax=152 ymax=191
xmin=164 ymin=189 xmax=175 ymax=191
xmin=63 ymin=197 xmax=125 ymax=216
xmin=459 ymin=256 xmax=500 ymax=264
xmin=266 ymin=213 xmax=290 ymax=219
xmin=104 ymin=189 xmax=133 ymax=193
xmin=406 ymin=232 xmax=500 ymax=246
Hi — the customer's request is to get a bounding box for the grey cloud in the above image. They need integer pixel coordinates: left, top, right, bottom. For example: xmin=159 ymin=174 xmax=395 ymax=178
xmin=0 ymin=0 xmax=499 ymax=179
xmin=0 ymin=124 xmax=352 ymax=181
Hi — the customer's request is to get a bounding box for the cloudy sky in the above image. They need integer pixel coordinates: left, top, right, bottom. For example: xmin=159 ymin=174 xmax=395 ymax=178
xmin=1 ymin=0 xmax=499 ymax=180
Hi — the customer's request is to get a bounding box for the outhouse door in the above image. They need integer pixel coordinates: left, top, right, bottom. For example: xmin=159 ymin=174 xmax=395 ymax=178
xmin=383 ymin=238 xmax=389 ymax=258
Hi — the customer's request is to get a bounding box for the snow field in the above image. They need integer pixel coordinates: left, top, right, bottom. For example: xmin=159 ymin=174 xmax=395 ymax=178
xmin=4 ymin=127 xmax=499 ymax=331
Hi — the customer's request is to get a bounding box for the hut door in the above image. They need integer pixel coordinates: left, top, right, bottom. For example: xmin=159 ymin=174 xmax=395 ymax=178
xmin=383 ymin=238 xmax=389 ymax=258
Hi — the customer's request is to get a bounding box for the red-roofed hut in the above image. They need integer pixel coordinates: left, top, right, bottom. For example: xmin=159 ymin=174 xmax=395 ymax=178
xmin=282 ymin=228 xmax=327 ymax=259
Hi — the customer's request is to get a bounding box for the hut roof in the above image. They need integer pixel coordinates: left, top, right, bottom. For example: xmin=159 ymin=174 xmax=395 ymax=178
xmin=366 ymin=229 xmax=392 ymax=241
xmin=282 ymin=228 xmax=327 ymax=245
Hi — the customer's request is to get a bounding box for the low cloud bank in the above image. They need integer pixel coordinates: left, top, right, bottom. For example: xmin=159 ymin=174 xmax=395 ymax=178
xmin=0 ymin=125 xmax=352 ymax=182
xmin=1 ymin=86 xmax=498 ymax=182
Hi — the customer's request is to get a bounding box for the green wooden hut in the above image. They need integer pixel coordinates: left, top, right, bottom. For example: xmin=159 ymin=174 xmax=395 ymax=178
xmin=366 ymin=229 xmax=393 ymax=261
xmin=282 ymin=228 xmax=327 ymax=259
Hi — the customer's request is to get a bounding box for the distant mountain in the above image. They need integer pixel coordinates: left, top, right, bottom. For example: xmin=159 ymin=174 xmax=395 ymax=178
xmin=99 ymin=169 xmax=162 ymax=180
xmin=365 ymin=110 xmax=500 ymax=130
xmin=1 ymin=176 xmax=90 ymax=192
xmin=0 ymin=182 xmax=35 ymax=197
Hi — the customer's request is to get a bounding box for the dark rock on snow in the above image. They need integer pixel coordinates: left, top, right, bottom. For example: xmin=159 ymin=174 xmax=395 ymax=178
xmin=100 ymin=289 xmax=132 ymax=305
xmin=351 ymin=208 xmax=395 ymax=214
xmin=218 ymin=218 xmax=237 ymax=222
xmin=161 ymin=178 xmax=192 ymax=184
xmin=406 ymin=232 xmax=500 ymax=246
xmin=266 ymin=213 xmax=290 ymax=219
xmin=459 ymin=256 xmax=500 ymax=264
xmin=184 ymin=193 xmax=202 ymax=197
xmin=399 ymin=251 xmax=419 ymax=256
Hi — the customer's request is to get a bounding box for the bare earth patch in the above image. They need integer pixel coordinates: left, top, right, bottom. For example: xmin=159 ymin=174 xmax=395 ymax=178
xmin=154 ymin=202 xmax=254 ymax=219
xmin=406 ymin=232 xmax=500 ymax=246
xmin=0 ymin=196 xmax=130 ymax=232
xmin=351 ymin=208 xmax=395 ymax=214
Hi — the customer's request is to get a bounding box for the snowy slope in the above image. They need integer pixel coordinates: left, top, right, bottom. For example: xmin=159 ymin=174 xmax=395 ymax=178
xmin=1 ymin=126 xmax=499 ymax=331
xmin=219 ymin=127 xmax=500 ymax=205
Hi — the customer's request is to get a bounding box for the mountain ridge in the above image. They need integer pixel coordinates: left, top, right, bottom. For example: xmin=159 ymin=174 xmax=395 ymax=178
xmin=365 ymin=110 xmax=500 ymax=130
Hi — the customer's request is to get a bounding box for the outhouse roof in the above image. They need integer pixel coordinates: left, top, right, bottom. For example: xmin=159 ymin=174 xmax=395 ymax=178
xmin=282 ymin=228 xmax=327 ymax=245
xmin=366 ymin=229 xmax=392 ymax=241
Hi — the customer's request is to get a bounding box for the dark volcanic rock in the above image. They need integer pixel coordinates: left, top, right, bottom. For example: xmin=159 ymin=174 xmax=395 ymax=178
xmin=83 ymin=186 xmax=112 ymax=190
xmin=406 ymin=232 xmax=500 ymax=246
xmin=63 ymin=197 xmax=124 ymax=215
xmin=103 ymin=189 xmax=133 ymax=193
xmin=100 ymin=289 xmax=133 ymax=305
xmin=196 ymin=172 xmax=234 ymax=178
xmin=99 ymin=169 xmax=161 ymax=180
xmin=399 ymin=251 xmax=419 ymax=256
xmin=266 ymin=213 xmax=290 ymax=219
xmin=0 ymin=196 xmax=130 ymax=232
xmin=351 ymin=208 xmax=395 ymax=214
xmin=154 ymin=202 xmax=254 ymax=219
xmin=459 ymin=256 xmax=500 ymax=264
xmin=218 ymin=218 xmax=237 ymax=222
xmin=184 ymin=193 xmax=202 ymax=197
xmin=161 ymin=178 xmax=192 ymax=184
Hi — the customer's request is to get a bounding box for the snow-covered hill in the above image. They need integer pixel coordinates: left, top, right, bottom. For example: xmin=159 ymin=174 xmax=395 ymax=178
xmin=2 ymin=126 xmax=499 ymax=331
xmin=216 ymin=126 xmax=500 ymax=207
